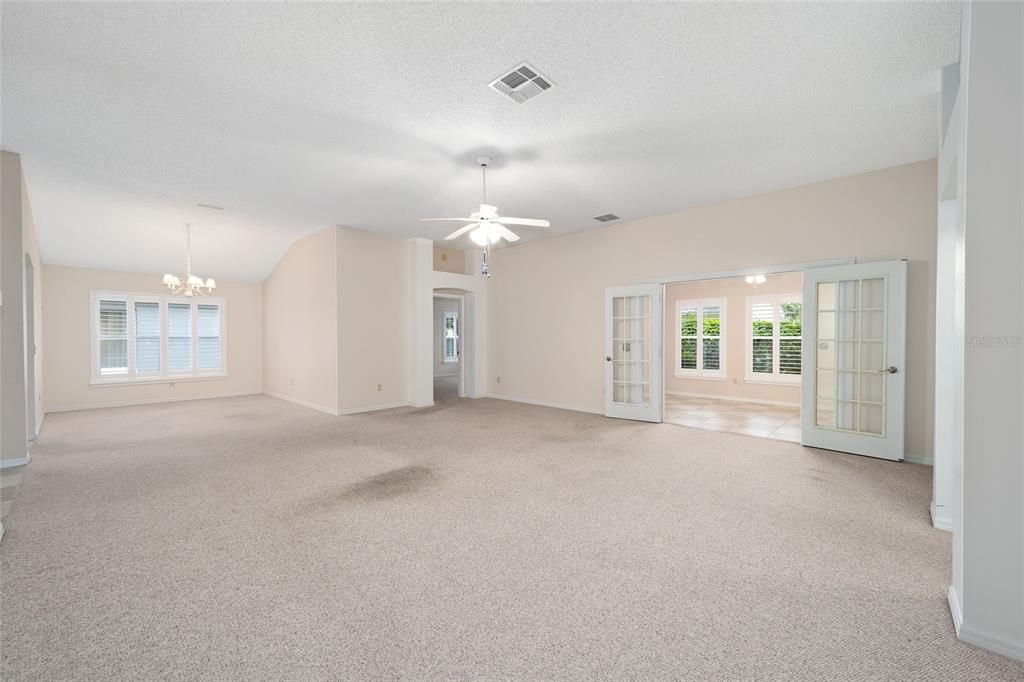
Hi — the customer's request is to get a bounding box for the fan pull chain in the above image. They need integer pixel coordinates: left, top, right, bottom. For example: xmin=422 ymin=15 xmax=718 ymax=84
xmin=481 ymin=160 xmax=490 ymax=277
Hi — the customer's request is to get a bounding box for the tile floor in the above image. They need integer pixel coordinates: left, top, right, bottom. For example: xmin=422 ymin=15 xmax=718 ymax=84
xmin=665 ymin=394 xmax=801 ymax=442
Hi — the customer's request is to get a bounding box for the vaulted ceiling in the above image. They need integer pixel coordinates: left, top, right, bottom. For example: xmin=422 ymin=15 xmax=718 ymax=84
xmin=1 ymin=2 xmax=959 ymax=281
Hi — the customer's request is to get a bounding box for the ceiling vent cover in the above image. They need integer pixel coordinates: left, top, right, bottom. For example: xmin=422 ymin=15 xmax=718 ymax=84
xmin=593 ymin=213 xmax=620 ymax=222
xmin=489 ymin=63 xmax=553 ymax=104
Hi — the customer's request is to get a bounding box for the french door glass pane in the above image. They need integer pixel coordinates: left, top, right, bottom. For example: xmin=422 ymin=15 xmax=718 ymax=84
xmin=813 ymin=277 xmax=887 ymax=436
xmin=612 ymin=295 xmax=651 ymax=406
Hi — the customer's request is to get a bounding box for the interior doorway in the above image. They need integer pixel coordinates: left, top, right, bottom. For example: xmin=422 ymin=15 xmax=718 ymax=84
xmin=433 ymin=293 xmax=464 ymax=402
xmin=25 ymin=254 xmax=36 ymax=441
xmin=661 ymin=271 xmax=804 ymax=442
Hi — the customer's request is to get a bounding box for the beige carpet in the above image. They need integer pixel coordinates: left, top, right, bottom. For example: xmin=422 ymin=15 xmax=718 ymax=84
xmin=1 ymin=395 xmax=1020 ymax=680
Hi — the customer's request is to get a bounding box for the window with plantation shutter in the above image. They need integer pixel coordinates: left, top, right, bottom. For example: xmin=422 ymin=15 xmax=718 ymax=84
xmin=746 ymin=294 xmax=802 ymax=384
xmin=134 ymin=301 xmax=161 ymax=374
xmin=99 ymin=299 xmax=129 ymax=375
xmin=442 ymin=312 xmax=458 ymax=363
xmin=197 ymin=304 xmax=221 ymax=370
xmin=675 ymin=298 xmax=726 ymax=378
xmin=91 ymin=292 xmax=225 ymax=384
xmin=167 ymin=303 xmax=193 ymax=373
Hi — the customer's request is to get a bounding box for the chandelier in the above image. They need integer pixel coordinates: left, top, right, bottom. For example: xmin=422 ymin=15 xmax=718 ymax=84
xmin=162 ymin=224 xmax=216 ymax=296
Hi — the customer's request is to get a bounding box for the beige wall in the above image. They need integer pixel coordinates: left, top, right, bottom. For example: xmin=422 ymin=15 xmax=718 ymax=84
xmin=42 ymin=265 xmax=263 ymax=412
xmin=263 ymin=226 xmax=338 ymax=413
xmin=490 ymin=160 xmax=937 ymax=459
xmin=433 ymin=246 xmax=465 ymax=274
xmin=336 ymin=226 xmax=409 ymax=412
xmin=433 ymin=297 xmax=459 ymax=376
xmin=664 ymin=273 xmax=802 ymax=405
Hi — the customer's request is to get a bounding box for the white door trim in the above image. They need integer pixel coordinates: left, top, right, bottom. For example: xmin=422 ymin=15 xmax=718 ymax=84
xmin=434 ymin=292 xmax=466 ymax=398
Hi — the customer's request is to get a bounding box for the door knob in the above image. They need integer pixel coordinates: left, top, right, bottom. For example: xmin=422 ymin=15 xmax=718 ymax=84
xmin=880 ymin=366 xmax=898 ymax=374
xmin=605 ymin=356 xmax=612 ymax=362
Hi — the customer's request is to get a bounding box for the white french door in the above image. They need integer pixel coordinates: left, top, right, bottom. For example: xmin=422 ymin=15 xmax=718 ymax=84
xmin=801 ymin=260 xmax=907 ymax=460
xmin=604 ymin=285 xmax=663 ymax=422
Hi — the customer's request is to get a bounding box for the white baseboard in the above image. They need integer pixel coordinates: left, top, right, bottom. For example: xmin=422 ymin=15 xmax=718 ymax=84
xmin=904 ymin=453 xmax=934 ymax=466
xmin=46 ymin=391 xmax=262 ymax=414
xmin=930 ymin=501 xmax=953 ymax=531
xmin=959 ymin=624 xmax=1024 ymax=662
xmin=665 ymin=390 xmax=799 ymax=408
xmin=948 ymin=585 xmax=963 ymax=635
xmin=0 ymin=454 xmax=31 ymax=470
xmin=487 ymin=394 xmax=603 ymax=415
xmin=337 ymin=402 xmax=412 ymax=415
xmin=263 ymin=391 xmax=340 ymax=416
xmin=948 ymin=584 xmax=1024 ymax=661
xmin=265 ymin=392 xmax=420 ymax=417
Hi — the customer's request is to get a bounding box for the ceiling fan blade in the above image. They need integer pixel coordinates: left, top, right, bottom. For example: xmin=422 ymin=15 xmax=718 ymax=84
xmin=495 ymin=217 xmax=550 ymax=228
xmin=444 ymin=223 xmax=480 ymax=240
xmin=420 ymin=218 xmax=476 ymax=223
xmin=492 ymin=223 xmax=520 ymax=242
xmin=479 ymin=204 xmax=498 ymax=218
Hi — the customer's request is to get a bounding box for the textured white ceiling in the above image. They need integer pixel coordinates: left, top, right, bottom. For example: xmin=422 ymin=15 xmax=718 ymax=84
xmin=1 ymin=2 xmax=959 ymax=281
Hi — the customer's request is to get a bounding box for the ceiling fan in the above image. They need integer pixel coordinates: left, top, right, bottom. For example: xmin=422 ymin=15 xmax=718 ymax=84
xmin=420 ymin=157 xmax=550 ymax=246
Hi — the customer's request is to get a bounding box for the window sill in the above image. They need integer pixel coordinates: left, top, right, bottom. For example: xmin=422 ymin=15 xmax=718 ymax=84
xmin=674 ymin=373 xmax=727 ymax=381
xmin=90 ymin=373 xmax=228 ymax=388
xmin=744 ymin=377 xmax=801 ymax=387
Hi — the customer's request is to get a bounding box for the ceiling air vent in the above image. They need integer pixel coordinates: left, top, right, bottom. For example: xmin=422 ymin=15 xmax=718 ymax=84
xmin=593 ymin=213 xmax=620 ymax=222
xmin=489 ymin=63 xmax=553 ymax=104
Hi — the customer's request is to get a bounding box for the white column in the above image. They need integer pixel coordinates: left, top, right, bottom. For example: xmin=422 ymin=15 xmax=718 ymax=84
xmin=951 ymin=0 xmax=1024 ymax=661
xmin=1 ymin=151 xmax=31 ymax=542
xmin=931 ymin=61 xmax=962 ymax=532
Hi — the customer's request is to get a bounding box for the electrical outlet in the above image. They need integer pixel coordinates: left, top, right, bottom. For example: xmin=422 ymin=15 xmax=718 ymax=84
xmin=290 ymin=378 xmax=295 ymax=386
xmin=496 ymin=376 xmax=501 ymax=384
xmin=377 ymin=383 xmax=383 ymax=392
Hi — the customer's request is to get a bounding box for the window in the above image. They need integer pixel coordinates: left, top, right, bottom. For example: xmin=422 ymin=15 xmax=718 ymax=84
xmin=91 ymin=292 xmax=225 ymax=384
xmin=675 ymin=299 xmax=726 ymax=378
xmin=98 ymin=299 xmax=129 ymax=376
xmin=197 ymin=304 xmax=222 ymax=370
xmin=443 ymin=311 xmax=458 ymax=363
xmin=167 ymin=302 xmax=193 ymax=373
xmin=134 ymin=300 xmax=161 ymax=374
xmin=746 ymin=294 xmax=802 ymax=383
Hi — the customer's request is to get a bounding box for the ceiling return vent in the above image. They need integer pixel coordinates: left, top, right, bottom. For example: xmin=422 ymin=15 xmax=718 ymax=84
xmin=593 ymin=213 xmax=620 ymax=222
xmin=489 ymin=63 xmax=553 ymax=104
